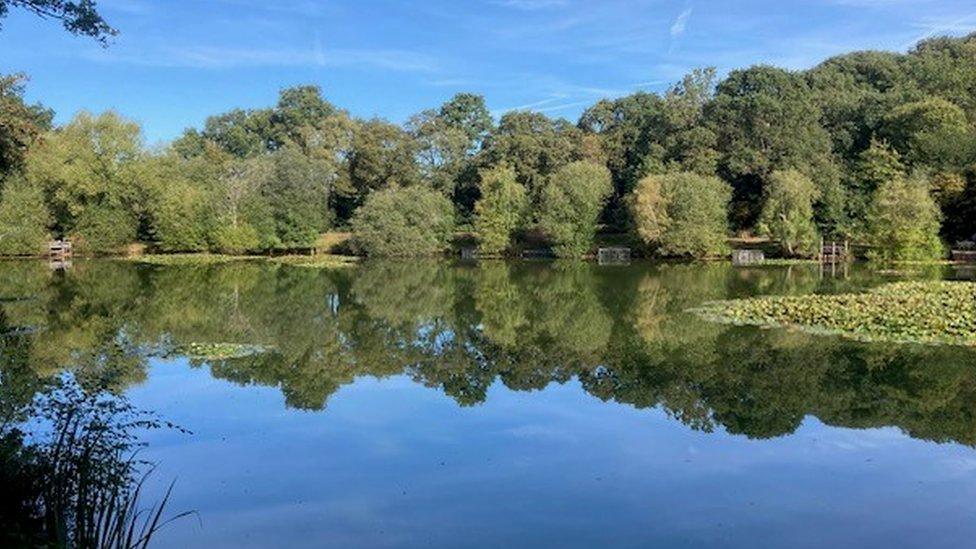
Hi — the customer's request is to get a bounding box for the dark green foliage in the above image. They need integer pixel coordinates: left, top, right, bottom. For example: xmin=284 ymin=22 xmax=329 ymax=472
xmin=340 ymin=119 xmax=420 ymax=217
xmin=263 ymin=147 xmax=332 ymax=248
xmin=0 ymin=0 xmax=116 ymax=43
xmin=709 ymin=66 xmax=842 ymax=231
xmin=0 ymin=377 xmax=188 ymax=548
xmin=0 ymin=74 xmax=51 ymax=177
xmin=485 ymin=111 xmax=584 ymax=206
xmin=351 ymin=186 xmax=454 ymax=257
xmin=0 ymin=176 xmax=48 ymax=255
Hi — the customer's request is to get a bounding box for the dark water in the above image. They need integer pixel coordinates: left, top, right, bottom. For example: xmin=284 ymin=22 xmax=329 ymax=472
xmin=2 ymin=259 xmax=976 ymax=548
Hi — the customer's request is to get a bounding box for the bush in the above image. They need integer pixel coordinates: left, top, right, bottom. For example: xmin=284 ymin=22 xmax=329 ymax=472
xmin=866 ymin=174 xmax=944 ymax=262
xmin=0 ymin=178 xmax=49 ymax=255
xmin=351 ymin=186 xmax=454 ymax=257
xmin=537 ymin=161 xmax=611 ymax=258
xmin=71 ymin=204 xmax=138 ymax=253
xmin=212 ymin=223 xmax=260 ymax=254
xmin=630 ymin=172 xmax=731 ymax=258
xmin=474 ymin=166 xmax=528 ymax=255
xmin=757 ymin=169 xmax=820 ymax=257
xmin=151 ymin=180 xmax=211 ymax=252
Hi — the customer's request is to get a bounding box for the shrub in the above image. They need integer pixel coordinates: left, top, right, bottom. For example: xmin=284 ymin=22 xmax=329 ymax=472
xmin=630 ymin=172 xmax=731 ymax=258
xmin=151 ymin=180 xmax=211 ymax=252
xmin=212 ymin=223 xmax=260 ymax=254
xmin=474 ymin=166 xmax=528 ymax=255
xmin=0 ymin=178 xmax=49 ymax=255
xmin=866 ymin=174 xmax=944 ymax=262
xmin=757 ymin=169 xmax=820 ymax=257
xmin=71 ymin=204 xmax=138 ymax=253
xmin=351 ymin=186 xmax=454 ymax=257
xmin=537 ymin=161 xmax=611 ymax=258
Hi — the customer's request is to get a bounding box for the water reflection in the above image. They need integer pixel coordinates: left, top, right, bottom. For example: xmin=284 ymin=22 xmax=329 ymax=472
xmin=1 ymin=259 xmax=974 ymax=445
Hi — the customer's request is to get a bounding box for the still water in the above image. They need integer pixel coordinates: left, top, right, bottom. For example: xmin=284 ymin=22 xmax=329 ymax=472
xmin=2 ymin=259 xmax=976 ymax=548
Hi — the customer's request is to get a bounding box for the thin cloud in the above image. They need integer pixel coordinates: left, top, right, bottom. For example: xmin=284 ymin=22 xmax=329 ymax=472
xmin=901 ymin=13 xmax=976 ymax=49
xmin=82 ymin=45 xmax=439 ymax=72
xmin=670 ymin=7 xmax=692 ymax=38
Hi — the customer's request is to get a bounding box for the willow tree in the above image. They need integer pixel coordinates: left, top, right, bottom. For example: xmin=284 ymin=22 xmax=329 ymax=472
xmin=537 ymin=161 xmax=611 ymax=258
xmin=758 ymin=169 xmax=820 ymax=257
xmin=866 ymin=174 xmax=944 ymax=262
xmin=630 ymin=172 xmax=731 ymax=258
xmin=474 ymin=166 xmax=527 ymax=255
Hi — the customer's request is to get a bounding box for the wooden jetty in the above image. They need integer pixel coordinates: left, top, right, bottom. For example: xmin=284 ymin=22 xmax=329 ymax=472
xmin=598 ymin=247 xmax=631 ymax=265
xmin=48 ymin=240 xmax=73 ymax=270
xmin=48 ymin=239 xmax=72 ymax=259
xmin=732 ymin=249 xmax=765 ymax=266
xmin=819 ymin=239 xmax=849 ymax=264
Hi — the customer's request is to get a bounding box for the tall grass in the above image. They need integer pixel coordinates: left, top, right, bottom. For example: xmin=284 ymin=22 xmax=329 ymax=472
xmin=1 ymin=375 xmax=192 ymax=548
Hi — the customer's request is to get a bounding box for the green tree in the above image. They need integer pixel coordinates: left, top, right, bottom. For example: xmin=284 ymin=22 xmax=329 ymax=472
xmin=351 ymin=186 xmax=454 ymax=257
xmin=439 ymin=93 xmax=493 ymax=148
xmin=0 ymin=176 xmax=48 ymax=255
xmin=0 ymin=73 xmax=51 ymax=177
xmin=848 ymin=138 xmax=905 ymax=232
xmin=881 ymin=97 xmax=972 ymax=167
xmin=708 ymin=66 xmax=841 ymax=230
xmin=210 ymin=156 xmax=275 ymax=253
xmin=537 ymin=161 xmax=611 ymax=258
xmin=485 ymin=111 xmax=584 ymax=206
xmin=866 ymin=174 xmax=944 ymax=262
xmin=758 ymin=170 xmax=820 ymax=257
xmin=630 ymin=172 xmax=731 ymax=258
xmin=25 ymin=111 xmax=143 ymax=252
xmin=142 ymin=152 xmax=222 ymax=252
xmin=578 ymin=70 xmax=720 ymax=228
xmin=474 ymin=166 xmax=527 ymax=255
xmin=806 ymin=50 xmax=917 ymax=161
xmin=337 ymin=119 xmax=420 ymax=219
xmin=263 ymin=146 xmax=333 ymax=248
xmin=408 ymin=109 xmax=470 ymax=197
xmin=0 ymin=0 xmax=116 ymax=43
xmin=908 ymin=34 xmax=976 ymax=118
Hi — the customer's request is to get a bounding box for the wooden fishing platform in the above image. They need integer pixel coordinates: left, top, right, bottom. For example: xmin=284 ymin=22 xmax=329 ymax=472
xmin=819 ymin=239 xmax=849 ymax=264
xmin=48 ymin=239 xmax=72 ymax=258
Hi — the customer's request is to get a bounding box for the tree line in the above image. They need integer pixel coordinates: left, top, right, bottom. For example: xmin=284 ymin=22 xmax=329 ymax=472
xmin=1 ymin=33 xmax=975 ymax=259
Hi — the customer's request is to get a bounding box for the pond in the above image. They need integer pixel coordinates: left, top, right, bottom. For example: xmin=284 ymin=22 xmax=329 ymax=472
xmin=2 ymin=259 xmax=976 ymax=548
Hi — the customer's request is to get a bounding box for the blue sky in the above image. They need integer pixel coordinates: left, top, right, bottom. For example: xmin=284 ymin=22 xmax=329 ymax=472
xmin=1 ymin=0 xmax=975 ymax=144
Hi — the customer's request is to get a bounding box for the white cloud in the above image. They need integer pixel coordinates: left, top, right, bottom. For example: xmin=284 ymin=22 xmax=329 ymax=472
xmin=670 ymin=7 xmax=693 ymax=38
xmin=81 ymin=45 xmax=439 ymax=72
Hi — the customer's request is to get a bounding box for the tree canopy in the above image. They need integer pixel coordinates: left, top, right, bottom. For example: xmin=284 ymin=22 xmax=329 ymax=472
xmin=3 ymin=32 xmax=976 ymax=258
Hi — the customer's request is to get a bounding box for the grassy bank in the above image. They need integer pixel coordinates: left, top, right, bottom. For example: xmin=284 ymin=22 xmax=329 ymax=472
xmin=693 ymin=281 xmax=976 ymax=347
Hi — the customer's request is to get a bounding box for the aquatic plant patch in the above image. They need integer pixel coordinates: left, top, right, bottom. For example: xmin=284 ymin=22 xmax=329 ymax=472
xmin=269 ymin=254 xmax=359 ymax=268
xmin=123 ymin=254 xmax=261 ymax=266
xmin=170 ymin=342 xmax=274 ymax=360
xmin=694 ymin=281 xmax=976 ymax=347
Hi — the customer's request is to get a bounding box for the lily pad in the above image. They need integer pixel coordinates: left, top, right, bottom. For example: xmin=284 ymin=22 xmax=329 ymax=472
xmin=693 ymin=281 xmax=976 ymax=347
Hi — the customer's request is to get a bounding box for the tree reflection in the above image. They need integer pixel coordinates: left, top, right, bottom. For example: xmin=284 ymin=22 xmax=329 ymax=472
xmin=1 ymin=259 xmax=976 ymax=445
